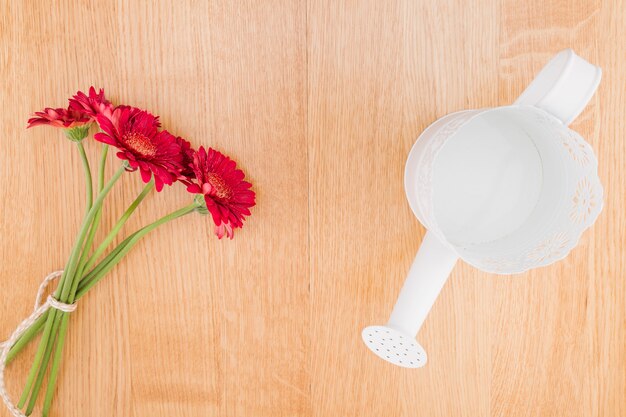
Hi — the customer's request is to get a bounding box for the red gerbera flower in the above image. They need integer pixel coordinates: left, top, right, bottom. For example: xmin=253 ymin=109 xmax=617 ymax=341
xmin=187 ymin=147 xmax=255 ymax=239
xmin=27 ymin=107 xmax=90 ymax=129
xmin=95 ymin=106 xmax=182 ymax=191
xmin=69 ymin=87 xmax=114 ymax=121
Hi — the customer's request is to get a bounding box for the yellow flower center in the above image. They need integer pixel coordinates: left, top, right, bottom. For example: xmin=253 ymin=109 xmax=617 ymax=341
xmin=122 ymin=131 xmax=157 ymax=158
xmin=207 ymin=173 xmax=232 ymax=200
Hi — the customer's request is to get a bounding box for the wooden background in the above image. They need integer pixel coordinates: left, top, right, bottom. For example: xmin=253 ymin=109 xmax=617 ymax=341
xmin=0 ymin=1 xmax=624 ymax=416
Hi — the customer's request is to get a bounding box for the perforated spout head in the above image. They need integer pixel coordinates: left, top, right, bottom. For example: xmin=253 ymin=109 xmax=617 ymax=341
xmin=361 ymin=325 xmax=427 ymax=368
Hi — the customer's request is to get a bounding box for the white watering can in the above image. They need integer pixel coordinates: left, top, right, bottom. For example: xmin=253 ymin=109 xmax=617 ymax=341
xmin=362 ymin=49 xmax=603 ymax=368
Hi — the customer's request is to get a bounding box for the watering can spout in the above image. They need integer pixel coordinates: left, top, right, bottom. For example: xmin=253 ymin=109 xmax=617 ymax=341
xmin=514 ymin=48 xmax=602 ymax=126
xmin=362 ymin=232 xmax=458 ymax=368
xmin=387 ymin=232 xmax=458 ymax=336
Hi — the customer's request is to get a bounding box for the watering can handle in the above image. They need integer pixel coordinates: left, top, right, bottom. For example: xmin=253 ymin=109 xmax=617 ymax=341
xmin=387 ymin=231 xmax=458 ymax=336
xmin=514 ymin=49 xmax=602 ymax=126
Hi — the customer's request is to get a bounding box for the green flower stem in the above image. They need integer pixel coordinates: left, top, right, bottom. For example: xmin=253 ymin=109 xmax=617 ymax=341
xmin=40 ymin=202 xmax=199 ymax=416
xmin=76 ymin=142 xmax=93 ymax=213
xmin=79 ymin=232 xmax=140 ymax=290
xmin=24 ymin=319 xmax=60 ymax=415
xmin=8 ymin=143 xmax=106 ymax=365
xmin=76 ymin=202 xmax=199 ymax=300
xmin=6 ymin=157 xmax=124 ymax=365
xmin=83 ymin=180 xmax=155 ymax=273
xmin=6 ymin=146 xmax=108 ymax=401
xmin=74 ymin=144 xmax=110 ymax=280
xmin=41 ymin=313 xmax=69 ymax=417
xmin=72 ymin=143 xmax=111 ymax=295
xmin=15 ymin=309 xmax=57 ymax=409
xmin=58 ymin=164 xmax=126 ymax=301
xmin=5 ymin=229 xmax=128 ymax=364
xmin=18 ymin=164 xmax=126 ymax=410
xmin=76 ymin=211 xmax=102 ymax=276
xmin=98 ymin=145 xmax=108 ymax=192
xmin=5 ymin=311 xmax=48 ymax=363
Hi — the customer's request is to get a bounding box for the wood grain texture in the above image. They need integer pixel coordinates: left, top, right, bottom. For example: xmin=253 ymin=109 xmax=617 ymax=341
xmin=0 ymin=0 xmax=624 ymax=416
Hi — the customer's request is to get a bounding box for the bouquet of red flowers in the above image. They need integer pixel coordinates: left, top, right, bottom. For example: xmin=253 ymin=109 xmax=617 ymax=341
xmin=0 ymin=88 xmax=256 ymax=417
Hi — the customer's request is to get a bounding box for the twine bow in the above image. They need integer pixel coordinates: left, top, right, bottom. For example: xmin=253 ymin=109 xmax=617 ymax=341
xmin=0 ymin=271 xmax=76 ymax=417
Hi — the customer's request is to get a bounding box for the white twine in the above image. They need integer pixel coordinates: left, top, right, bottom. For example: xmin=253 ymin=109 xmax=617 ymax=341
xmin=0 ymin=271 xmax=77 ymax=417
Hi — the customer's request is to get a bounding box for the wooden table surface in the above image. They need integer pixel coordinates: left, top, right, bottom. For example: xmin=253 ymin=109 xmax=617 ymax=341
xmin=1 ymin=1 xmax=624 ymax=416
